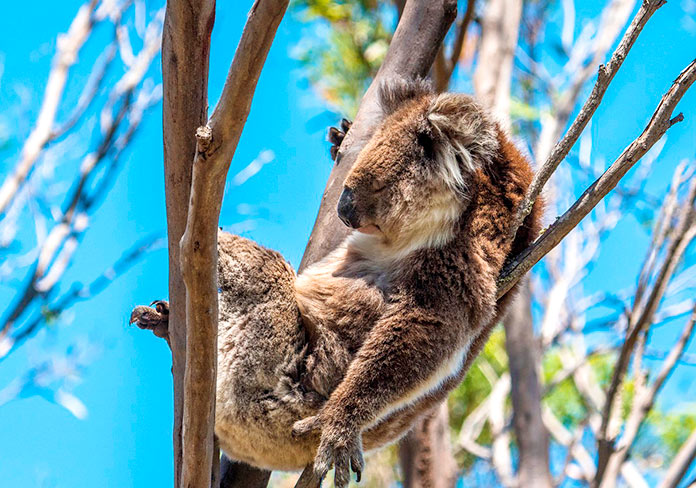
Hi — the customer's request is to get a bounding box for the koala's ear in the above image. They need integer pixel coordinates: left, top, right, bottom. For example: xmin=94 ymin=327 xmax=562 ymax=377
xmin=415 ymin=126 xmax=436 ymax=160
xmin=378 ymin=77 xmax=433 ymax=116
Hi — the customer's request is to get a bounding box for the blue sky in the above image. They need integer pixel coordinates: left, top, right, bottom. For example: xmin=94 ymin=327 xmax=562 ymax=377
xmin=0 ymin=1 xmax=695 ymax=487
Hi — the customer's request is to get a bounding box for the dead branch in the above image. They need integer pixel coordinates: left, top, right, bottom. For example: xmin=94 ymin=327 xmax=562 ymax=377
xmin=597 ymin=173 xmax=696 ymax=474
xmin=658 ymin=428 xmax=696 ymax=488
xmin=598 ymin=306 xmax=696 ymax=488
xmin=0 ymin=0 xmax=101 ymax=217
xmin=177 ymin=1 xmax=289 ymax=487
xmin=0 ymin=66 xmax=160 ymax=354
xmin=514 ymin=0 xmax=666 ymax=232
xmin=498 ymin=58 xmax=696 ymax=297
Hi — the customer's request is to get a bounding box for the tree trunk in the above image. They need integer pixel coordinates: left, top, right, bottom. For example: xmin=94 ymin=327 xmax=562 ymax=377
xmin=504 ymin=279 xmax=553 ymax=488
xmin=398 ymin=403 xmax=458 ymax=488
xmin=161 ymin=1 xmax=215 ymax=484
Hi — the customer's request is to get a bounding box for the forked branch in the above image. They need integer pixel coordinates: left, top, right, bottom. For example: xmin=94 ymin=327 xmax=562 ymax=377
xmin=498 ymin=58 xmax=696 ymax=297
xmin=177 ymin=1 xmax=289 ymax=487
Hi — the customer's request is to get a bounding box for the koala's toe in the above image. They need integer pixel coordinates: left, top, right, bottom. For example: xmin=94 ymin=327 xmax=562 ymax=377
xmin=333 ymin=450 xmax=351 ymax=488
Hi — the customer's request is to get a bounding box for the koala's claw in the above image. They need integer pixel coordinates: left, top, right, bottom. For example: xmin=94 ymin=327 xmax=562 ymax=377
xmin=314 ymin=431 xmax=364 ymax=488
xmin=130 ymin=300 xmax=170 ymax=340
xmin=328 ymin=119 xmax=352 ymax=161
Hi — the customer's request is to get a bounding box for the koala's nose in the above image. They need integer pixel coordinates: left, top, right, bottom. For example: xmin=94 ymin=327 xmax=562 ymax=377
xmin=337 ymin=187 xmax=360 ymax=229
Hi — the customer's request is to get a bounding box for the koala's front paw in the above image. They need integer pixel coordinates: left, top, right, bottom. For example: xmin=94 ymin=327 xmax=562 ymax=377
xmin=328 ymin=118 xmax=352 ymax=161
xmin=293 ymin=415 xmax=364 ymax=487
xmin=130 ymin=300 xmax=169 ymax=341
xmin=315 ymin=428 xmax=364 ymax=487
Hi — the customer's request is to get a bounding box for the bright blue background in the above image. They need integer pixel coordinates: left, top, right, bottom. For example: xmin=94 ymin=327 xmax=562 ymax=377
xmin=0 ymin=1 xmax=694 ymax=486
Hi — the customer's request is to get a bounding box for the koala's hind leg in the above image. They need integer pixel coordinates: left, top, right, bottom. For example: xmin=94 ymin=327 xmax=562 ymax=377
xmin=216 ymin=230 xmax=306 ymax=389
xmin=130 ymin=300 xmax=170 ymax=343
xmin=216 ymin=231 xmax=320 ymax=469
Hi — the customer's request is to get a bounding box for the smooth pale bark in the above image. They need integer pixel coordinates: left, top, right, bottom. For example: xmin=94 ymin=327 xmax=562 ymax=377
xmin=503 ymin=280 xmax=553 ymax=488
xmin=178 ymin=1 xmax=289 ymax=487
xmin=161 ymin=1 xmax=215 ymax=484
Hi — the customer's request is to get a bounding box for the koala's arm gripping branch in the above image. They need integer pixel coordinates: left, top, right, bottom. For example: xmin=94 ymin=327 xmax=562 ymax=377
xmin=299 ymin=308 xmax=460 ymax=486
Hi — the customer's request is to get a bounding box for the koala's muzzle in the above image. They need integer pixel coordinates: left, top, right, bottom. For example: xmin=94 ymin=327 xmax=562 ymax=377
xmin=337 ymin=187 xmax=360 ymax=229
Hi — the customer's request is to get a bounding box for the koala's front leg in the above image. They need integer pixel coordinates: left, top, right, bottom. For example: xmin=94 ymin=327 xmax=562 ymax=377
xmin=293 ymin=307 xmax=459 ymax=486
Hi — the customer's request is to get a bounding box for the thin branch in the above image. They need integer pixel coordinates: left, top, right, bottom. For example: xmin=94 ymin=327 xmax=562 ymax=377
xmin=534 ymin=0 xmax=637 ymax=164
xmin=598 ymin=306 xmax=696 ymax=488
xmin=599 ymin=175 xmax=696 ymax=451
xmin=433 ymin=0 xmax=475 ymax=92
xmin=513 ymin=0 xmax=666 ymax=232
xmin=498 ymin=58 xmax=696 ymax=297
xmin=0 ymin=0 xmax=100 ymax=216
xmin=3 ymin=233 xmax=164 ymax=357
xmin=178 ymin=1 xmax=289 ymax=487
xmin=658 ymin=428 xmax=696 ymax=488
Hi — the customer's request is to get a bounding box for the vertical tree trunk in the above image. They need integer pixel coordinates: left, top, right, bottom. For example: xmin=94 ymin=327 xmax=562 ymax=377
xmin=398 ymin=403 xmax=458 ymax=488
xmin=504 ymin=280 xmax=553 ymax=488
xmin=161 ymin=1 xmax=215 ymax=484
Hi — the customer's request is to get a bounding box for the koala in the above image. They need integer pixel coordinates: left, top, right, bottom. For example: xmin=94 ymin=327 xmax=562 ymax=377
xmin=131 ymin=79 xmax=542 ymax=486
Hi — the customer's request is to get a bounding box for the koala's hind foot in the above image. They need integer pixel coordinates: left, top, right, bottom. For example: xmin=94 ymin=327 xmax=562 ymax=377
xmin=328 ymin=118 xmax=352 ymax=161
xmin=130 ymin=300 xmax=170 ymax=342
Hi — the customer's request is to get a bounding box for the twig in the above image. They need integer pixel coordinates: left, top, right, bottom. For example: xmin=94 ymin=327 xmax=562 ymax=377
xmin=513 ymin=0 xmax=666 ymax=233
xmin=2 ymin=234 xmax=164 ymax=358
xmin=598 ymin=175 xmax=696 ymax=455
xmin=658 ymin=428 xmax=696 ymax=488
xmin=0 ymin=0 xmax=100 ymax=216
xmin=433 ymin=0 xmax=475 ymax=92
xmin=498 ymin=58 xmax=696 ymax=297
xmin=598 ymin=306 xmax=696 ymax=488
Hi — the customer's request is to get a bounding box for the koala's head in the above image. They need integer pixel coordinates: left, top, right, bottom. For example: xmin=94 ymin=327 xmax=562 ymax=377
xmin=338 ymin=79 xmax=500 ymax=256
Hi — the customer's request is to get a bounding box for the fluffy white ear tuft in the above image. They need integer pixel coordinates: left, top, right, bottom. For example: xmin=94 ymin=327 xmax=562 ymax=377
xmin=426 ymin=93 xmax=500 ymax=193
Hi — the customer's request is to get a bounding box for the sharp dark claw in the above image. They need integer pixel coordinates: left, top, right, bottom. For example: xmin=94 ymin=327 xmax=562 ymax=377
xmin=341 ymin=118 xmax=352 ymax=132
xmin=328 ymin=126 xmax=343 ymax=144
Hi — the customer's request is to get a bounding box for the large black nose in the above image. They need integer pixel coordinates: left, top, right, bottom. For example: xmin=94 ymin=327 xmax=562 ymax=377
xmin=337 ymin=187 xmax=360 ymax=229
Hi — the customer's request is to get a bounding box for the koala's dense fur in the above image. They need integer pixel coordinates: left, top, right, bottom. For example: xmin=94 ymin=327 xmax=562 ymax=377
xmin=146 ymin=80 xmax=543 ymax=479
